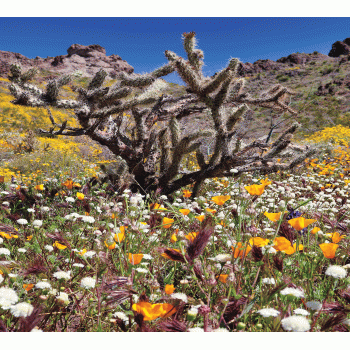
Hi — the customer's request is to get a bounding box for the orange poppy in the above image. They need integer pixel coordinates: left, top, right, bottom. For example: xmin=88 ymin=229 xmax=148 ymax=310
xmin=132 ymin=301 xmax=176 ymax=321
xmin=244 ymin=184 xmax=266 ymax=196
xmin=152 ymin=203 xmax=167 ymax=211
xmin=23 ymin=284 xmax=34 ymax=292
xmin=114 ymin=230 xmax=125 ymax=243
xmin=0 ymin=232 xmax=14 ymax=239
xmin=284 ymin=243 xmax=304 ymax=255
xmin=273 ymin=237 xmax=293 ymax=252
xmin=249 ymin=237 xmax=270 ymax=247
xmin=311 ymin=227 xmax=321 ymax=234
xmin=288 ymin=217 xmax=316 ymax=231
xmin=327 ymin=232 xmax=346 ymax=244
xmin=104 ymin=240 xmax=116 ymax=250
xmin=231 ymin=242 xmax=252 ymax=258
xmin=205 ymin=208 xmax=217 ymax=214
xmin=61 ymin=179 xmax=81 ymax=189
xmin=164 ymin=284 xmax=175 ymax=295
xmin=179 ymin=209 xmax=190 ymax=216
xmin=211 ymin=195 xmax=231 ymax=206
xmin=170 ymin=233 xmax=177 ymax=243
xmin=26 ymin=235 xmax=33 ymax=241
xmin=34 ymin=184 xmax=44 ymax=191
xmin=185 ymin=232 xmax=198 ymax=242
xmin=183 ymin=190 xmax=192 ymax=198
xmin=218 ymin=274 xmax=228 ymax=283
xmin=264 ymin=212 xmax=282 ymax=222
xmin=260 ymin=178 xmax=272 ymax=186
xmin=128 ymin=253 xmax=143 ymax=265
xmin=195 ymin=215 xmax=205 ymax=222
xmin=76 ymin=192 xmax=85 ymax=200
xmin=162 ymin=217 xmax=174 ymax=229
xmin=319 ymin=243 xmax=338 ymax=259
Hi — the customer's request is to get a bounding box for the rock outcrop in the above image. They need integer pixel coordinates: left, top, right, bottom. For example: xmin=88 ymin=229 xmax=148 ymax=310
xmin=0 ymin=44 xmax=134 ymax=79
xmin=329 ymin=38 xmax=350 ymax=57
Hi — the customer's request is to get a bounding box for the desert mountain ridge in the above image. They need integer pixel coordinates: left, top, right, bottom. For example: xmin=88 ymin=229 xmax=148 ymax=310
xmin=1 ymin=37 xmax=350 ymax=80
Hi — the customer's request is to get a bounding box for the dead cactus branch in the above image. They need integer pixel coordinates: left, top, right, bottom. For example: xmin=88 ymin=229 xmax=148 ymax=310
xmin=8 ymin=33 xmax=314 ymax=197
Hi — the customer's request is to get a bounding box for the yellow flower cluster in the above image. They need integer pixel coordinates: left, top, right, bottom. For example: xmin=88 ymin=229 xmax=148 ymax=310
xmin=305 ymin=125 xmax=350 ymax=147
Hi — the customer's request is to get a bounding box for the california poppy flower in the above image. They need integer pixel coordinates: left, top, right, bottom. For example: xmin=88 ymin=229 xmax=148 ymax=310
xmin=170 ymin=233 xmax=177 ymax=243
xmin=195 ymin=215 xmax=205 ymax=222
xmin=327 ymin=232 xmax=346 ymax=244
xmin=152 ymin=203 xmax=167 ymax=211
xmin=249 ymin=237 xmax=270 ymax=247
xmin=218 ymin=274 xmax=228 ymax=283
xmin=273 ymin=237 xmax=293 ymax=252
xmin=288 ymin=217 xmax=316 ymax=231
xmin=162 ymin=217 xmax=174 ymax=228
xmin=53 ymin=241 xmax=67 ymax=250
xmin=61 ymin=179 xmax=80 ymax=189
xmin=244 ymin=184 xmax=266 ymax=196
xmin=205 ymin=208 xmax=217 ymax=214
xmin=23 ymin=284 xmax=34 ymax=292
xmin=183 ymin=190 xmax=192 ymax=198
xmin=311 ymin=227 xmax=321 ymax=234
xmin=114 ymin=232 xmax=125 ymax=243
xmin=164 ymin=284 xmax=175 ymax=295
xmin=0 ymin=232 xmax=14 ymax=239
xmin=284 ymin=243 xmax=304 ymax=255
xmin=231 ymin=242 xmax=252 ymax=258
xmin=132 ymin=301 xmax=176 ymax=321
xmin=76 ymin=192 xmax=84 ymax=200
xmin=128 ymin=253 xmax=143 ymax=265
xmin=179 ymin=209 xmax=190 ymax=216
xmin=185 ymin=232 xmax=198 ymax=242
xmin=34 ymin=184 xmax=44 ymax=191
xmin=260 ymin=178 xmax=272 ymax=186
xmin=264 ymin=212 xmax=282 ymax=222
xmin=319 ymin=243 xmax=338 ymax=259
xmin=211 ymin=195 xmax=231 ymax=206
xmin=105 ymin=240 xmax=116 ymax=250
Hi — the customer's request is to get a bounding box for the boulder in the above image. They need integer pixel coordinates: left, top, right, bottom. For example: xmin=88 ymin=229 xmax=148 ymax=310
xmin=67 ymin=44 xmax=106 ymax=57
xmin=329 ymin=39 xmax=350 ymax=57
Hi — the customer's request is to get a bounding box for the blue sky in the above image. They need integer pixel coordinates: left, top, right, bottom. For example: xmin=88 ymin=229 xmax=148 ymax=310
xmin=1 ymin=17 xmax=350 ymax=85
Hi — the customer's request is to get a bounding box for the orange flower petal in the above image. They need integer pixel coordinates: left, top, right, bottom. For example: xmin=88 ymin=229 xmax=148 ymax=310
xmin=319 ymin=243 xmax=338 ymax=259
xmin=211 ymin=195 xmax=231 ymax=206
xmin=264 ymin=212 xmax=282 ymax=222
xmin=129 ymin=253 xmax=143 ymax=265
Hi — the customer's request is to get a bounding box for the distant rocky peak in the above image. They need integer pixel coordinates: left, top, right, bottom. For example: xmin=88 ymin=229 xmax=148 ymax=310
xmin=67 ymin=44 xmax=106 ymax=58
xmin=329 ymin=38 xmax=350 ymax=57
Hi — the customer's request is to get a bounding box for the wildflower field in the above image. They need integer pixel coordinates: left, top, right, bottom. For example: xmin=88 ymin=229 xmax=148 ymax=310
xmin=1 ymin=115 xmax=350 ymax=333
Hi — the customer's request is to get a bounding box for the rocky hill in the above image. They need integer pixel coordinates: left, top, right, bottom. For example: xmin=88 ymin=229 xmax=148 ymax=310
xmin=0 ymin=44 xmax=134 ymax=79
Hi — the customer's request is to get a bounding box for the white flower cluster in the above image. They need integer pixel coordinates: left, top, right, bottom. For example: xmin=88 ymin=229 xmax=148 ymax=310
xmin=280 ymin=287 xmax=304 ymax=298
xmin=325 ymin=265 xmax=347 ymax=279
xmin=53 ymin=271 xmax=71 ymax=280
xmin=281 ymin=316 xmax=310 ymax=332
xmin=80 ymin=277 xmax=96 ymax=289
xmin=10 ymin=302 xmax=34 ymax=317
xmin=0 ymin=287 xmax=19 ymax=310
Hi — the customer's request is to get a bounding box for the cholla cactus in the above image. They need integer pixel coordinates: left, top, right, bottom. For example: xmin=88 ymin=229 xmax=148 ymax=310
xmin=7 ymin=32 xmax=316 ymax=197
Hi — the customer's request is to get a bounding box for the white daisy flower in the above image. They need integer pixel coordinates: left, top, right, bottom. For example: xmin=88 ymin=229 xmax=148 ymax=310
xmin=10 ymin=302 xmax=34 ymax=317
xmin=80 ymin=277 xmax=96 ymax=289
xmin=256 ymin=308 xmax=280 ymax=317
xmin=281 ymin=315 xmax=310 ymax=332
xmin=16 ymin=219 xmax=28 ymax=225
xmin=325 ymin=265 xmax=347 ymax=279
